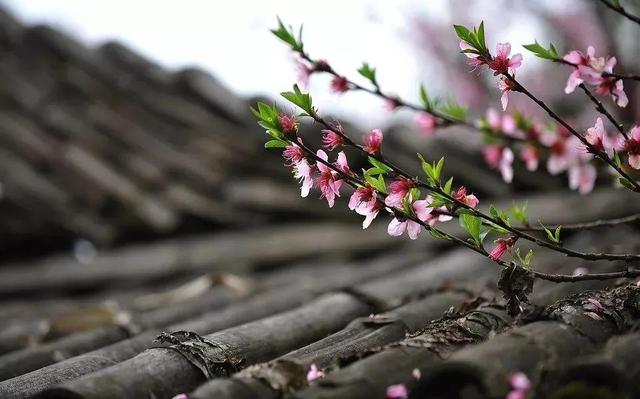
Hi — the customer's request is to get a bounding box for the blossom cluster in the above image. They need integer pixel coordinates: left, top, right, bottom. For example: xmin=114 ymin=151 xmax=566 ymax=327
xmin=563 ymin=46 xmax=628 ymax=107
xmin=479 ymin=107 xmax=640 ymax=194
xmin=280 ymin=118 xmax=480 ymax=239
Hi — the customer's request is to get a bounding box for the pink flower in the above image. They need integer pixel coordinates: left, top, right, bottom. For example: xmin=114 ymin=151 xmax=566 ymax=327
xmin=507 ymin=391 xmax=527 ymax=399
xmin=361 ymin=201 xmax=383 ymax=229
xmin=563 ymin=47 xmax=628 ymax=107
xmin=387 ymin=198 xmax=433 ymax=240
xmin=349 ymin=186 xmax=382 ymax=228
xmin=623 ymin=125 xmax=640 ymax=169
xmin=585 ymin=117 xmax=622 ymax=156
xmin=506 ymin=372 xmax=531 ymax=399
xmin=315 ymin=150 xmax=343 ymax=207
xmin=307 ymin=363 xmax=325 ymax=382
xmin=330 ymin=76 xmax=349 ymax=93
xmin=322 ymin=129 xmax=343 ymax=151
xmin=497 ymin=77 xmax=517 ymax=111
xmin=486 ymin=109 xmax=516 ymax=135
xmin=568 ymin=163 xmax=596 ymax=194
xmin=452 ymin=186 xmax=479 ymax=208
xmin=172 ymin=394 xmax=188 ymax=399
xmin=335 ymin=151 xmax=353 ymax=176
xmin=425 ymin=205 xmax=453 ymax=226
xmin=563 ymin=46 xmax=595 ymax=93
xmin=484 ymin=146 xmax=514 ymax=183
xmin=283 ymin=144 xmax=305 ymax=166
xmin=292 ymin=158 xmax=314 ymax=198
xmin=546 ymin=139 xmax=570 ymax=175
xmin=520 ymin=146 xmax=539 ymax=171
xmin=416 ymin=113 xmax=438 ymax=136
xmin=546 ymin=136 xmax=585 ymax=175
xmin=384 ymin=178 xmax=414 ymax=208
xmin=488 ymin=237 xmax=516 ymax=261
xmin=278 ymin=113 xmax=297 ymax=135
xmin=489 ymin=43 xmax=522 ymax=75
xmin=509 ymin=372 xmax=531 ymax=391
xmin=363 ymin=129 xmax=384 ymax=154
xmin=349 ymin=186 xmax=377 ymax=212
xmin=386 ymin=384 xmax=408 ymax=399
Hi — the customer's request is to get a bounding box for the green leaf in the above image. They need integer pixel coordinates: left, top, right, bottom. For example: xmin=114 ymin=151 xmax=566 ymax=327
xmin=358 ymin=63 xmax=377 ymax=85
xmin=489 ymin=205 xmax=511 ymax=227
xmin=368 ymin=157 xmax=391 ymax=174
xmin=460 ymin=214 xmax=482 ymax=246
xmin=364 ymin=172 xmax=386 ymax=193
xmin=419 ymin=84 xmax=433 ymax=112
xmin=443 ymin=177 xmax=454 ymax=194
xmin=614 ymin=151 xmax=622 ymax=168
xmin=515 ymin=248 xmax=534 ymax=270
xmin=540 ymin=222 xmax=562 ymax=244
xmin=417 ymin=153 xmax=444 ymax=186
xmin=410 ymin=187 xmax=421 ymax=201
xmin=523 ymin=40 xmax=559 ymax=61
xmin=271 ymin=17 xmax=303 ymax=51
xmin=510 ymin=201 xmax=529 ymax=225
xmin=453 ymin=22 xmax=484 ymax=53
xmin=264 ymin=139 xmax=288 ymax=148
xmin=476 ymin=21 xmax=486 ymax=51
xmin=434 ymin=156 xmax=445 ymax=182
xmin=453 ymin=24 xmax=473 ymax=44
xmin=438 ymin=99 xmax=467 ymax=122
xmin=281 ymin=84 xmax=315 ymax=115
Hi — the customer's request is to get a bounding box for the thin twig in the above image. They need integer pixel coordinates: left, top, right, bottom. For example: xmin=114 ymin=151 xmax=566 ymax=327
xmin=578 ymin=84 xmax=628 ymax=139
xmin=598 ymin=0 xmax=640 ymax=26
xmin=506 ymin=74 xmax=640 ymax=193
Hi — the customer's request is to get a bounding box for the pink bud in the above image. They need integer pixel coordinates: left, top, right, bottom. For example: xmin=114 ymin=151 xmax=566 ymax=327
xmin=330 ymin=76 xmax=349 ymax=93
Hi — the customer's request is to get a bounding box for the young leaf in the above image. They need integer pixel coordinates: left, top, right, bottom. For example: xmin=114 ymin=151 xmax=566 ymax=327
xmin=358 ymin=63 xmax=377 ymax=85
xmin=438 ymin=99 xmax=467 ymax=122
xmin=523 ymin=40 xmax=559 ymax=61
xmin=515 ymin=248 xmax=534 ymax=270
xmin=419 ymin=84 xmax=433 ymax=112
xmin=460 ymin=213 xmax=482 ymax=246
xmin=270 ymin=18 xmax=302 ymax=51
xmin=368 ymin=157 xmax=391 ymax=174
xmin=264 ymin=139 xmax=288 ymax=149
xmin=539 ymin=222 xmax=562 ymax=244
xmin=476 ymin=21 xmax=486 ymax=52
xmin=281 ymin=84 xmax=315 ymax=115
xmin=443 ymin=177 xmax=454 ymax=194
xmin=510 ymin=201 xmax=529 ymax=225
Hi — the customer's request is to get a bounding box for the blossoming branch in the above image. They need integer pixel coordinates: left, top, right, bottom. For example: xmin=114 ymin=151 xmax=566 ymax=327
xmin=255 ymin=17 xmax=640 ymax=303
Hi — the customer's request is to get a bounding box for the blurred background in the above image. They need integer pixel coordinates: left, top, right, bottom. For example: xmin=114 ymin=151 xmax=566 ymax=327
xmin=0 ymin=0 xmax=639 ymax=387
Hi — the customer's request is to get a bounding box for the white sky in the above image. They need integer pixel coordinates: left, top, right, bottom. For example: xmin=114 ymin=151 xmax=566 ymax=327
xmin=2 ymin=0 xmax=559 ymax=128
